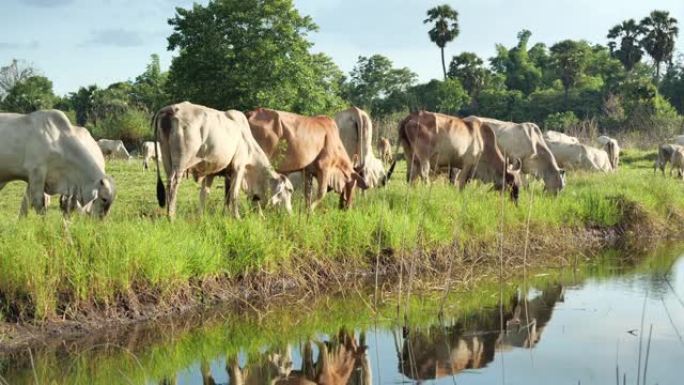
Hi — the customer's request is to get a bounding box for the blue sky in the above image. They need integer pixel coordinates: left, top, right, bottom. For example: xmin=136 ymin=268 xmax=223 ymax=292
xmin=1 ymin=0 xmax=682 ymax=95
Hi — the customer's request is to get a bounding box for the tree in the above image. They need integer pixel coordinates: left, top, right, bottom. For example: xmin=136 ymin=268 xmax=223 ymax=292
xmin=607 ymin=19 xmax=644 ymax=71
xmin=661 ymin=60 xmax=684 ymax=114
xmin=406 ymin=78 xmax=470 ymax=114
xmin=490 ymin=30 xmax=543 ymax=95
xmin=0 ymin=59 xmax=37 ymax=101
xmin=344 ymin=54 xmax=417 ymax=115
xmin=550 ymin=40 xmax=591 ymax=104
xmin=69 ymin=85 xmax=98 ymax=126
xmin=424 ymin=4 xmax=459 ymax=80
xmin=447 ymin=52 xmax=487 ymax=96
xmin=131 ymin=54 xmax=170 ymax=113
xmin=166 ymin=0 xmax=342 ymax=115
xmin=640 ymin=10 xmax=679 ymax=80
xmin=0 ymin=76 xmax=56 ymax=113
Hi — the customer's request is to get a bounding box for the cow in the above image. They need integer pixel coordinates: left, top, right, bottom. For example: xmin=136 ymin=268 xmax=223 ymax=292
xmin=97 ymin=138 xmax=131 ymax=159
xmin=544 ymin=130 xmax=579 ymax=144
xmin=670 ymin=147 xmax=684 ymax=179
xmin=654 ymin=144 xmax=683 ymax=175
xmin=377 ymin=137 xmax=393 ymax=166
xmin=141 ymin=141 xmax=161 ymax=170
xmin=0 ymin=110 xmax=116 ymax=217
xmin=596 ymin=135 xmax=620 ymax=170
xmin=546 ymin=141 xmax=613 ymax=172
xmin=464 ymin=116 xmax=565 ymax=193
xmin=674 ymin=135 xmax=684 ymax=146
xmin=398 ymin=111 xmax=521 ymax=203
xmin=153 ymin=102 xmax=294 ymax=219
xmin=247 ymin=108 xmax=369 ymax=212
xmin=334 ymin=106 xmax=393 ymax=188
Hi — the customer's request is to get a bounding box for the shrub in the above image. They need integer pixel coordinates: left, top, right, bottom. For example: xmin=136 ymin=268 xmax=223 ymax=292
xmin=92 ymin=108 xmax=150 ymax=145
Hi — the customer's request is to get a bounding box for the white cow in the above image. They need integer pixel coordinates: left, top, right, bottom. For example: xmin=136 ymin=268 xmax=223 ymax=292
xmin=671 ymin=147 xmax=684 ymax=179
xmin=0 ymin=110 xmax=115 ymax=217
xmin=141 ymin=141 xmax=161 ymax=170
xmin=546 ymin=141 xmax=613 ymax=172
xmin=544 ymin=130 xmax=579 ymax=144
xmin=673 ymin=135 xmax=684 ymax=146
xmin=655 ymin=143 xmax=684 ymax=175
xmin=334 ymin=106 xmax=394 ymax=188
xmin=153 ymin=102 xmax=293 ymax=218
xmin=596 ymin=135 xmax=620 ymax=170
xmin=97 ymin=139 xmax=130 ymax=159
xmin=465 ymin=116 xmax=565 ymax=193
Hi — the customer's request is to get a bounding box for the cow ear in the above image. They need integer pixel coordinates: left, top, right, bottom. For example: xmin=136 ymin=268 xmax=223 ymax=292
xmin=353 ymin=172 xmax=369 ymax=190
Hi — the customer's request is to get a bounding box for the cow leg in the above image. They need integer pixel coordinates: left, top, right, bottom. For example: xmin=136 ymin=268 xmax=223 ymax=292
xmin=143 ymin=157 xmax=149 ymax=171
xmin=227 ymin=168 xmax=245 ymax=219
xmin=303 ymin=169 xmax=313 ymax=208
xmin=310 ymin=169 xmax=329 ymax=212
xmin=199 ymin=175 xmax=214 ymax=214
xmin=26 ymin=169 xmax=48 ymax=215
xmin=457 ymin=165 xmax=474 ymax=190
xmin=418 ymin=159 xmax=430 ymax=183
xmin=166 ymin=170 xmax=183 ymax=218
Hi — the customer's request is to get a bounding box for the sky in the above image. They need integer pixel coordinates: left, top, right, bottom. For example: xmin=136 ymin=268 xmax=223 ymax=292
xmin=1 ymin=0 xmax=682 ymax=96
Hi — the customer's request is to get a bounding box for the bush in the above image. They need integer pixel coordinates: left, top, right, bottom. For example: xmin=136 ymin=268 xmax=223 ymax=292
xmin=92 ymin=108 xmax=150 ymax=145
xmin=544 ymin=111 xmax=579 ymax=132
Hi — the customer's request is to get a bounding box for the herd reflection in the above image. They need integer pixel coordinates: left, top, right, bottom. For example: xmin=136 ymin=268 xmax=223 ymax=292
xmin=155 ymin=284 xmax=564 ymax=384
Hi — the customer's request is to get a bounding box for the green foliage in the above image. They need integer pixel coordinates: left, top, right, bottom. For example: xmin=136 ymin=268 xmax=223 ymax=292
xmin=344 ymin=54 xmax=417 ymax=116
xmin=91 ymin=108 xmax=150 ymax=144
xmin=166 ymin=0 xmax=342 ymax=115
xmin=406 ymin=78 xmax=470 ymax=115
xmin=490 ymin=30 xmax=543 ymax=95
xmin=550 ymin=40 xmax=592 ymax=99
xmin=640 ymin=10 xmax=679 ymax=80
xmin=68 ymin=85 xmax=98 ymax=126
xmin=544 ymin=111 xmax=579 ymax=131
xmin=0 ymin=75 xmax=56 ymax=113
xmin=661 ymin=62 xmax=684 ymax=114
xmin=130 ymin=54 xmax=170 ymax=113
xmin=0 ymin=59 xmax=37 ymax=100
xmin=447 ymin=52 xmax=495 ymax=98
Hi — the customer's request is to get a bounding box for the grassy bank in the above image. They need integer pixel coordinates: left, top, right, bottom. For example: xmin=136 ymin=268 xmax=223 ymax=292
xmin=0 ymin=149 xmax=683 ymax=323
xmin=1 ymin=243 xmax=680 ymax=384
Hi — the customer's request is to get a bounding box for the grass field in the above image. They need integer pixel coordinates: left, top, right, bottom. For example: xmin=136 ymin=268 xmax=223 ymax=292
xmin=0 ymin=148 xmax=683 ymax=321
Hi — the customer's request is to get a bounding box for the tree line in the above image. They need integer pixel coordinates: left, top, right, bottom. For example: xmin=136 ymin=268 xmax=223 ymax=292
xmin=0 ymin=0 xmax=682 ymax=145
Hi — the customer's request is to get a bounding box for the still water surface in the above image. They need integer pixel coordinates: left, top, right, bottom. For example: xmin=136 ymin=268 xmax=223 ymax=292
xmin=2 ymin=249 xmax=683 ymax=385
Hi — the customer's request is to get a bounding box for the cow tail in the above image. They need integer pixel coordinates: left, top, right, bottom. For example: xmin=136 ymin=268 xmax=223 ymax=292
xmin=152 ymin=110 xmax=166 ymax=208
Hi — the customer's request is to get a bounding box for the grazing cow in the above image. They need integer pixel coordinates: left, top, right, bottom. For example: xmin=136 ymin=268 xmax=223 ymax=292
xmin=334 ymin=106 xmax=392 ymax=188
xmin=654 ymin=144 xmax=683 ymax=175
xmin=0 ymin=110 xmax=116 ymax=217
xmin=546 ymin=141 xmax=613 ymax=172
xmin=543 ymin=130 xmax=579 ymax=144
xmin=141 ymin=141 xmax=161 ymax=170
xmin=465 ymin=116 xmax=565 ymax=193
xmin=398 ymin=111 xmax=521 ymax=203
xmin=671 ymin=147 xmax=684 ymax=179
xmin=247 ymin=108 xmax=368 ymax=211
xmin=97 ymin=139 xmax=131 ymax=159
xmin=596 ymin=135 xmax=620 ymax=170
xmin=153 ymin=102 xmax=293 ymax=218
xmin=377 ymin=137 xmax=393 ymax=165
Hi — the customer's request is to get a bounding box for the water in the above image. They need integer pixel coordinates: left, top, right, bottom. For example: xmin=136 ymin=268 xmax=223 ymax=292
xmin=1 ymin=248 xmax=683 ymax=385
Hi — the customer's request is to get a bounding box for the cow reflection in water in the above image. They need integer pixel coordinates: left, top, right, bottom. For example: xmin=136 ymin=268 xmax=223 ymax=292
xmin=227 ymin=329 xmax=370 ymax=385
xmin=401 ymin=284 xmax=564 ymax=381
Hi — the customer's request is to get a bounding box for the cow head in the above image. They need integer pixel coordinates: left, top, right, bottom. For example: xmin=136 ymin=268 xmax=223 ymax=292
xmin=339 ymin=168 xmax=369 ymax=209
xmin=543 ymin=168 xmax=565 ymax=195
xmin=266 ymin=173 xmax=294 ymax=214
xmin=82 ymin=176 xmax=116 ymax=218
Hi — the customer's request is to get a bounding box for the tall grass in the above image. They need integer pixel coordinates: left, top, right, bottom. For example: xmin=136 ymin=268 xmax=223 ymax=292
xmin=0 ymin=149 xmax=683 ymax=320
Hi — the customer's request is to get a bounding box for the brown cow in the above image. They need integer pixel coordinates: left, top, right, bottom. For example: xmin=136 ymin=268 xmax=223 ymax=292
xmin=247 ymin=108 xmax=368 ymax=211
xmin=398 ymin=111 xmax=521 ymax=202
xmin=377 ymin=137 xmax=393 ymax=166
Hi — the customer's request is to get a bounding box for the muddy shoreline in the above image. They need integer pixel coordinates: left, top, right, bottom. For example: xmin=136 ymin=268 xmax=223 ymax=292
xmin=0 ymin=198 xmax=681 ymax=354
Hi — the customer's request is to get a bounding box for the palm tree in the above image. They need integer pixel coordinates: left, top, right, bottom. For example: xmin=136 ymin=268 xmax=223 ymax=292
xmin=640 ymin=10 xmax=679 ymax=81
xmin=607 ymin=19 xmax=644 ymax=71
xmin=424 ymin=5 xmax=459 ymax=80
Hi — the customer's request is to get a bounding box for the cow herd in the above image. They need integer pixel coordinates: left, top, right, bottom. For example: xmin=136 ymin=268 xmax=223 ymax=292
xmin=2 ymin=101 xmax=672 ymax=220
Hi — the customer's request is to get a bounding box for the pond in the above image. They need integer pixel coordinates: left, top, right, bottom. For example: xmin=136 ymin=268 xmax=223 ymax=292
xmin=1 ymin=246 xmax=683 ymax=385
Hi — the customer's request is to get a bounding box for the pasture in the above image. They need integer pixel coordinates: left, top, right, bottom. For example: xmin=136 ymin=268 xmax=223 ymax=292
xmin=0 ymin=149 xmax=683 ymax=322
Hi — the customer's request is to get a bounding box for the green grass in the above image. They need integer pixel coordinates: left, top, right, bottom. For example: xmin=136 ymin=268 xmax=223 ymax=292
xmin=0 ymin=148 xmax=683 ymax=320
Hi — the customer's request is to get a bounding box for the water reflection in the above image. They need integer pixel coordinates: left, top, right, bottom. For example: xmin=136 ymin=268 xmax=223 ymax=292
xmin=400 ymin=284 xmax=563 ymax=380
